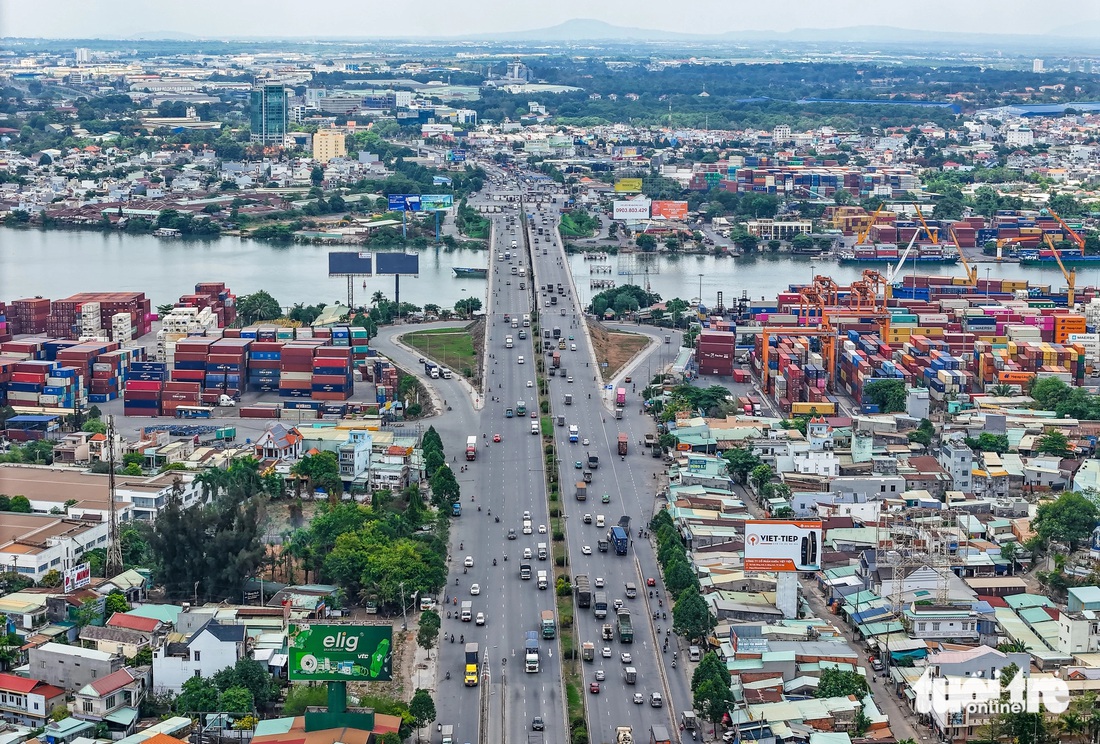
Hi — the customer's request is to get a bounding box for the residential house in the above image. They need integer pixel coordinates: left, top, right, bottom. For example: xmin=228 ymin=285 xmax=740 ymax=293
xmin=337 ymin=430 xmax=372 ymax=484
xmin=41 ymin=716 xmax=97 ymax=744
xmin=79 ymin=615 xmax=156 ymax=660
xmin=1058 ymin=609 xmax=1100 ymax=654
xmin=904 ymin=603 xmax=981 ymax=642
xmin=71 ymin=667 xmax=148 ymax=738
xmin=0 ymin=672 xmax=66 ymax=727
xmin=253 ymin=425 xmax=303 ymax=461
xmin=368 ymin=445 xmax=411 ymax=492
xmin=28 ymin=643 xmax=124 ymax=692
xmin=152 ymin=620 xmax=246 ymax=694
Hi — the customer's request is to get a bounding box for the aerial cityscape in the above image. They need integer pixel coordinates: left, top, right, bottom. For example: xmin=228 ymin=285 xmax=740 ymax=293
xmin=6 ymin=5 xmax=1100 ymax=744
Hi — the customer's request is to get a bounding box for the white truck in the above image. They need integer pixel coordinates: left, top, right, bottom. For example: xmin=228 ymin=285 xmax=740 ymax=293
xmin=440 ymin=725 xmax=454 ymax=744
xmin=537 ymin=570 xmax=548 ymax=590
xmin=525 ymin=631 xmax=540 ymax=672
xmin=460 ymin=600 xmax=472 ymax=622
xmin=216 ymin=394 xmax=236 ymax=407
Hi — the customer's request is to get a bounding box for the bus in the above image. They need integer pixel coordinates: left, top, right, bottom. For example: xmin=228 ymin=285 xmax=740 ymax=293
xmin=174 ymin=406 xmax=214 ymax=419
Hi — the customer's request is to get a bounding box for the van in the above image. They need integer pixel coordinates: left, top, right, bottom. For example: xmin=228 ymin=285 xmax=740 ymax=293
xmin=531 ymin=422 xmax=539 ymax=435
xmin=689 ymin=645 xmax=702 ymax=662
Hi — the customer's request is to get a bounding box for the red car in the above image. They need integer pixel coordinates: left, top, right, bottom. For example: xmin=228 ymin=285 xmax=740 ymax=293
xmin=531 ymin=411 xmax=537 ymax=418
xmin=589 ymin=682 xmax=600 ymax=694
xmin=646 ymin=577 xmax=656 ymax=587
xmin=493 ymin=433 xmax=502 ymax=442
xmin=624 ymin=376 xmax=632 ymax=383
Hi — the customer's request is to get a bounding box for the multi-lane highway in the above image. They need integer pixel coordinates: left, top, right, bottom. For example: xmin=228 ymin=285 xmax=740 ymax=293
xmin=378 ymin=167 xmax=694 ymax=744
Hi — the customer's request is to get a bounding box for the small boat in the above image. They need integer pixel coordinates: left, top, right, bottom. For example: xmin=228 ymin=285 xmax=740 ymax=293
xmin=452 ymin=267 xmax=489 ymax=278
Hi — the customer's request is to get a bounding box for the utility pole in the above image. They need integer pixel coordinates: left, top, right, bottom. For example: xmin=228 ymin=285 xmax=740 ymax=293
xmin=104 ymin=416 xmax=124 ymax=577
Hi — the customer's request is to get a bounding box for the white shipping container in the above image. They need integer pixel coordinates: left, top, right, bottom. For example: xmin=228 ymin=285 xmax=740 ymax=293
xmin=281 ymin=371 xmax=312 ymax=381
xmin=48 ymin=376 xmax=73 ymax=386
xmin=38 ymin=394 xmax=59 ymax=405
xmin=8 ymin=391 xmax=39 ymax=402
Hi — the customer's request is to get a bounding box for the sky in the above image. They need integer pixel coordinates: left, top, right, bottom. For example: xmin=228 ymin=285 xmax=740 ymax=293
xmin=3 ymin=0 xmax=1100 ymax=39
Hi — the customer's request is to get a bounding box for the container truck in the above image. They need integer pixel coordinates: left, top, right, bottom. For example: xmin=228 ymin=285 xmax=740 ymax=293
xmin=575 ymin=574 xmax=592 ymax=608
xmin=576 ymin=482 xmax=588 ymax=501
xmin=618 ymin=433 xmax=628 ymax=455
xmin=616 ymin=387 xmax=626 ymax=406
xmin=609 ymin=525 xmax=628 ymax=555
xmin=594 ymin=591 xmax=608 ymax=619
xmin=465 ymin=436 xmax=477 ymax=461
xmin=617 ymin=608 xmax=633 ymax=643
xmin=524 ymin=631 xmax=540 ymax=673
xmin=540 ymin=610 xmax=556 ymax=639
xmin=464 ymin=642 xmax=479 ymax=686
xmin=460 ymin=601 xmax=472 ymax=622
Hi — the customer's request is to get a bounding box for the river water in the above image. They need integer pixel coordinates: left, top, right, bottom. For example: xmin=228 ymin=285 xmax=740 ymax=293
xmin=0 ymin=228 xmax=1088 ymax=312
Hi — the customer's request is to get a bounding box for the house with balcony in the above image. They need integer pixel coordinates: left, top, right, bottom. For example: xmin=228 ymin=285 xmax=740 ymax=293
xmin=71 ymin=667 xmax=148 ymax=738
xmin=903 ymin=603 xmax=981 ymax=642
xmin=79 ymin=611 xmax=160 ymax=660
xmin=152 ymin=620 xmax=246 ymax=694
xmin=0 ymin=672 xmax=66 ymax=727
xmin=368 ymin=446 xmax=412 ymax=492
xmin=338 ymin=430 xmax=372 ymax=487
xmin=253 ymin=425 xmax=303 ymax=462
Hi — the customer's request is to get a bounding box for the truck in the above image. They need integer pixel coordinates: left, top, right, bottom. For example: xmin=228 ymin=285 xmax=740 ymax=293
xmin=464 ymin=642 xmax=479 ymax=686
xmin=216 ymin=393 xmax=237 ymax=407
xmin=617 ymin=608 xmax=633 ymax=643
xmin=602 ymin=623 xmax=614 ymax=641
xmin=616 ymin=727 xmax=634 ymax=744
xmin=582 ymin=641 xmax=595 ymax=661
xmin=625 ymin=582 xmax=637 ymax=599
xmin=623 ymin=666 xmax=637 ymax=684
xmin=614 ymin=408 xmax=623 ymax=420
xmin=644 ymin=433 xmax=657 ymax=448
xmin=520 ymin=563 xmax=532 ymax=580
xmin=529 ymin=734 xmax=544 ymax=744
xmin=588 ymin=453 xmax=599 ymax=469
xmin=564 ymin=392 xmax=572 ymax=405
xmin=650 ymin=726 xmax=671 ymax=744
xmin=575 ymin=574 xmax=592 ymax=608
xmin=618 ymin=433 xmax=628 ymax=456
xmin=516 ymin=401 xmax=527 ymax=416
xmin=569 ymin=425 xmax=579 ymax=443
xmin=460 ymin=601 xmax=472 ymax=622
xmin=524 ymin=631 xmax=540 ymax=673
xmin=552 ymin=327 xmax=561 ymax=339
xmin=593 ymin=591 xmax=608 ymax=619
xmin=552 ymin=352 xmax=561 ymax=368
xmin=465 ymin=436 xmax=478 ymax=461
xmin=609 ymin=525 xmax=629 ymax=555
xmin=440 ymin=725 xmax=454 ymax=744
xmin=681 ymin=712 xmax=698 ymax=732
xmin=576 ymin=482 xmax=587 ymax=501
xmin=537 ymin=570 xmax=548 ymax=589
xmin=452 ymin=501 xmax=462 ymax=517
xmin=616 ymin=387 xmax=627 ymax=406
xmin=540 ymin=609 xmax=556 ymax=639
xmin=537 ymin=542 xmax=547 ymax=560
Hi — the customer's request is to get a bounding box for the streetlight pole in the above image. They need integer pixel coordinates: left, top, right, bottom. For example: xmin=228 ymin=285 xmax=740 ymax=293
xmin=810 ymin=262 xmax=816 ymax=285
xmin=698 ymin=273 xmax=704 ymax=308
xmin=985 ymin=268 xmax=991 ymax=300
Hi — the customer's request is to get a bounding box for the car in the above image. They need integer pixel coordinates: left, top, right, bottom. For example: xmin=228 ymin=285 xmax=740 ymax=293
xmin=517 ymin=356 xmax=524 ymax=364
xmin=523 ymin=510 xmax=532 ymax=520
xmin=602 ymin=646 xmax=612 ymax=658
xmin=464 ymin=556 xmax=474 ymax=567
xmin=871 ymin=658 xmax=885 ymax=672
xmin=624 ymin=376 xmax=632 ymax=383
xmin=620 ymin=652 xmax=632 ymax=663
xmin=508 ymin=528 xmax=517 ymax=540
xmin=493 ymin=433 xmax=502 ymax=442
xmin=583 ymin=514 xmax=593 ymax=524
xmin=506 ymin=408 xmax=514 ymax=418
xmin=475 ymin=612 xmax=486 ymax=625
xmin=531 ymin=717 xmax=545 ymax=731
xmin=575 ymin=460 xmax=583 ymax=469
xmin=417 ymin=357 xmax=426 ymax=364
xmin=523 ymin=547 xmax=533 ymax=559
xmin=582 ymin=437 xmax=590 ymax=445
xmin=613 ymin=598 xmax=623 ymax=610
xmin=571 ymin=344 xmax=577 ymax=351
xmin=633 ymin=693 xmax=645 ymax=705
xmin=531 ymin=411 xmax=537 ymax=418
xmin=568 ymin=334 xmax=574 ymax=340
xmin=602 ymin=493 xmax=610 ymax=504
xmin=538 ymin=524 xmax=547 ymax=534
xmin=567 ymin=376 xmax=574 ymax=383
xmin=650 ymin=692 xmax=663 ymax=708
xmin=527 ymin=380 xmax=533 ymax=388
xmin=595 ymin=670 xmax=606 ymax=681
xmin=595 ymin=577 xmax=605 ymax=588
xmin=506 ymin=281 xmax=511 ymax=285
xmin=646 ymin=577 xmax=656 ymax=587
xmin=589 ymin=682 xmax=600 ymax=694
xmin=470 ymin=583 xmax=480 ymax=595
xmin=582 ymin=545 xmax=592 ymax=555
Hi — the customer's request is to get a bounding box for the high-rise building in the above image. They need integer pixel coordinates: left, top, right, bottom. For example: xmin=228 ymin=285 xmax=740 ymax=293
xmin=250 ymin=84 xmax=288 ymax=145
xmin=75 ymin=47 xmax=91 ymax=65
xmin=313 ymin=129 xmax=346 ymax=163
xmin=1033 ymin=58 xmax=1045 ymax=73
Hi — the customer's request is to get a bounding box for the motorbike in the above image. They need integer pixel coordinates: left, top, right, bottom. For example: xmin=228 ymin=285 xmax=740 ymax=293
xmin=495 ymin=516 xmax=500 ymax=523
xmin=460 ymin=542 xmax=464 ymax=550
xmin=450 ymin=635 xmax=455 ymax=643
xmin=446 ymin=671 xmax=451 ymax=680
xmin=493 ymin=559 xmax=497 ymax=566
xmin=464 ymin=567 xmax=468 ymax=574
xmin=672 ymin=660 xmax=676 ymax=668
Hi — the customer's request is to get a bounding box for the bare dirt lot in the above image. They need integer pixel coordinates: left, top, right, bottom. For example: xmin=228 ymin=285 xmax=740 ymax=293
xmin=587 ymin=321 xmax=650 ymax=381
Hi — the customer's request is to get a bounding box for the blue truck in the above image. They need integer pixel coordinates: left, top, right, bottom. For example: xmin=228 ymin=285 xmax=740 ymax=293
xmin=609 ymin=525 xmax=628 ymax=555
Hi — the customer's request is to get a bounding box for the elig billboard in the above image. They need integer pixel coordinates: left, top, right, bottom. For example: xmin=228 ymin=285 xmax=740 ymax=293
xmin=650 ymin=201 xmax=689 ymax=221
xmin=613 ymin=199 xmax=651 ymax=220
xmin=614 ymin=178 xmax=643 ymax=193
xmin=743 ymin=520 xmax=822 ymax=572
xmin=288 ymin=624 xmax=393 ymax=681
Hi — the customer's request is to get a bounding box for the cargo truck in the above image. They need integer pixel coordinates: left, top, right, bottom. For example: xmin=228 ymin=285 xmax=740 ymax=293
xmin=588 ymin=453 xmax=599 ymax=469
xmin=464 ymin=642 xmax=479 ymax=686
xmin=594 ymin=591 xmax=608 ymax=619
xmin=465 ymin=435 xmax=477 ymax=461
xmin=616 ymin=387 xmax=627 ymax=406
xmin=537 ymin=542 xmax=547 ymax=560
xmin=616 ymin=608 xmax=633 ymax=643
xmin=540 ymin=610 xmax=556 ymax=639
xmin=576 ymin=482 xmax=587 ymax=501
xmin=569 ymin=425 xmax=579 ymax=443
xmin=609 ymin=526 xmax=629 ymax=555
xmin=644 ymin=433 xmax=656 ymax=448
xmin=553 ymin=327 xmax=562 ymax=339
xmin=618 ymin=433 xmax=628 ymax=455
xmin=529 ymin=734 xmax=544 ymax=744
xmin=582 ymin=641 xmax=595 ymax=661
xmin=623 ymin=666 xmax=637 ymax=684
xmin=563 ymin=392 xmax=572 ymax=405
xmin=520 ymin=563 xmax=532 ymax=580
xmin=650 ymin=726 xmax=671 ymax=744
xmin=614 ymin=408 xmax=623 ymax=419
xmin=460 ymin=601 xmax=472 ymax=622
xmin=524 ymin=631 xmax=540 ymax=673
xmin=537 ymin=570 xmax=548 ymax=589
xmin=516 ymin=401 xmax=527 ymax=415
xmin=575 ymin=574 xmax=592 ymax=608
xmin=440 ymin=725 xmax=454 ymax=744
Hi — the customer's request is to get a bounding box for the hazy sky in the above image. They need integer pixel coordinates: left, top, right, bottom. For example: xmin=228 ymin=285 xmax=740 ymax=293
xmin=3 ymin=0 xmax=1100 ymax=39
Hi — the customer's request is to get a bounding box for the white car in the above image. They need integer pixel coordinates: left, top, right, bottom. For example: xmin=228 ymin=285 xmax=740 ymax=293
xmin=595 ymin=670 xmax=606 ymax=681
xmin=582 ymin=438 xmax=590 ymax=445
xmin=581 ymin=545 xmax=592 ymax=555
xmin=464 ymin=556 xmax=474 ymax=568
xmin=633 ymin=693 xmax=644 ymax=704
xmin=620 ymin=652 xmax=632 ymax=664
xmin=523 ymin=510 xmax=531 ymax=521
xmin=470 ymin=584 xmax=481 ymax=595
xmin=538 ymin=524 xmax=547 ymax=534
xmin=518 ymin=356 xmax=525 ymax=364
xmin=475 ymin=612 xmax=486 ymax=626
xmin=602 ymin=646 xmax=613 ymax=658
xmin=527 ymin=380 xmax=533 ymax=387
xmin=595 ymin=577 xmax=605 ymax=588
xmin=567 ymin=376 xmax=574 ymax=383
xmin=523 ymin=547 xmax=533 ymax=559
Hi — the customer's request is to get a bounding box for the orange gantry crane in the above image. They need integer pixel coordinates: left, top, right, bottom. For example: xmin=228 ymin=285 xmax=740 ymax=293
xmin=1043 ymin=207 xmax=1086 ymax=251
xmin=948 ymin=226 xmax=978 ymax=287
xmin=856 ymin=203 xmax=885 ymax=246
xmin=1042 ymin=233 xmax=1077 ymax=306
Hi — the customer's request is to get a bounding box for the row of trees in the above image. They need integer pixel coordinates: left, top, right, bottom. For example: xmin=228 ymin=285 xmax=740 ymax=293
xmin=589 ymin=284 xmax=661 ymax=319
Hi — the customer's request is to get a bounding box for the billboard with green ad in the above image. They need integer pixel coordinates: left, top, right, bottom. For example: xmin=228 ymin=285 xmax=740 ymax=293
xmin=288 ymin=624 xmax=393 ymax=682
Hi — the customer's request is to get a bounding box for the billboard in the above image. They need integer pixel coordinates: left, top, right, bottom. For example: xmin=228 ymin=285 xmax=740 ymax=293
xmin=288 ymin=624 xmax=394 ymax=682
xmin=612 ymin=147 xmax=640 ymax=159
xmin=743 ymin=520 xmax=822 ymax=572
xmin=64 ymin=562 xmax=91 ymax=593
xmin=614 ymin=178 xmax=643 ymax=193
xmin=448 ymin=149 xmax=467 ymax=162
xmin=328 ymin=252 xmax=373 ymax=276
xmin=388 ymin=194 xmax=421 ymax=212
xmin=651 ymin=201 xmax=689 ymax=221
xmin=375 ymin=252 xmax=420 ymax=276
xmin=419 ymin=194 xmax=454 ymax=211
xmin=613 ymin=199 xmax=651 ymax=220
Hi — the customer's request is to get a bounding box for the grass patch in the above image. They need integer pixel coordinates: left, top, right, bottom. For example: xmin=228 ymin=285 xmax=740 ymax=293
xmin=403 ymin=327 xmax=476 ymax=374
xmin=588 ymin=321 xmax=651 ymax=380
xmin=559 ymin=212 xmax=599 ymax=238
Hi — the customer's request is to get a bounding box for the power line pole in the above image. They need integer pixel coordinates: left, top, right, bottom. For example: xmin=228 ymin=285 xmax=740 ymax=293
xmin=105 ymin=415 xmax=124 ymax=577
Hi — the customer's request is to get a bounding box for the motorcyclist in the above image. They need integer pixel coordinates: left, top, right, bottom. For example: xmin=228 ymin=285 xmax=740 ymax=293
xmin=493 ymin=558 xmax=497 ymax=566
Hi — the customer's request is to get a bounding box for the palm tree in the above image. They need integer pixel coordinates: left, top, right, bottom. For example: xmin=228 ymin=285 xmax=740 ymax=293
xmin=996 ymin=639 xmax=1030 ymax=653
xmin=370 ymin=291 xmax=386 ymax=306
xmin=1060 ymin=713 xmax=1086 ymax=744
xmin=990 ymin=383 xmax=1017 ymax=397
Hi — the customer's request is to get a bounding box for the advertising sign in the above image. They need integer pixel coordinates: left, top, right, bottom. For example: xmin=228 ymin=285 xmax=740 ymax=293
xmin=328 ymin=252 xmax=373 ymax=276
xmin=64 ymin=562 xmax=91 ymax=593
xmin=419 ymin=194 xmax=454 ymax=211
xmin=288 ymin=624 xmax=394 ymax=681
xmin=612 ymin=147 xmax=640 ymax=159
xmin=650 ymin=201 xmax=689 ymax=221
xmin=613 ymin=199 xmax=651 ymax=220
xmin=388 ymin=194 xmax=421 ymax=212
xmin=614 ymin=178 xmax=643 ymax=193
xmin=743 ymin=520 xmax=822 ymax=572
xmin=449 ymin=149 xmax=467 ymax=162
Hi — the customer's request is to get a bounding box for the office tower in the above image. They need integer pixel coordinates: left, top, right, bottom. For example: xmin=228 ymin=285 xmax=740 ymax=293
xmin=250 ymin=84 xmax=288 ymax=145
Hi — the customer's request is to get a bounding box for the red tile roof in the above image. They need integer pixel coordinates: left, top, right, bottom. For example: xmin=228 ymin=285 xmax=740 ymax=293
xmin=107 ymin=612 xmax=161 ymax=633
xmin=89 ymin=668 xmax=137 ymax=696
xmin=0 ymin=672 xmax=41 ymax=694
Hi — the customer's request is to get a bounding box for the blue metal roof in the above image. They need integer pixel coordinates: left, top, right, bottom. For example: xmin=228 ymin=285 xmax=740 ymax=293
xmin=7 ymin=414 xmax=61 ymax=423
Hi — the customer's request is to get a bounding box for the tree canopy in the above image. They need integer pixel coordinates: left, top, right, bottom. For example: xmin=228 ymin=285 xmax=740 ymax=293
xmin=1031 ymin=492 xmax=1100 ymax=551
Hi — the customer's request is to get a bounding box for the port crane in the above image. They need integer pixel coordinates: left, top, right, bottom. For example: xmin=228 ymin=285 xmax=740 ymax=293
xmin=948 ymin=226 xmax=978 ymax=287
xmin=855 ymin=203 xmax=885 ymax=246
xmin=1042 ymin=233 xmax=1077 ymax=307
xmin=1043 ymin=207 xmax=1086 ymax=251
xmin=882 ymin=232 xmax=922 ymax=298
xmin=912 ymin=204 xmax=939 ymax=244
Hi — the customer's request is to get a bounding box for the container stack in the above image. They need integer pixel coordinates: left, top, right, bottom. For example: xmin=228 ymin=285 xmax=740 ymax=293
xmin=0 ymin=302 xmax=9 ymax=343
xmin=161 ymin=381 xmax=202 ymax=417
xmin=205 ymin=338 xmax=250 ymax=396
xmin=279 ymin=343 xmax=318 ymax=398
xmin=79 ymin=302 xmax=102 ymax=339
xmin=171 ymin=337 xmax=218 ymax=384
xmin=46 ymin=292 xmax=151 ymax=341
xmin=111 ymin=312 xmax=134 ymax=343
xmin=695 ymin=330 xmax=737 ymax=376
xmin=124 ymin=378 xmax=162 ymax=417
xmin=10 ymin=298 xmax=51 ymax=335
xmin=0 ymin=356 xmax=16 ymax=406
xmin=312 ymin=346 xmax=354 ymax=401
xmin=178 ymin=282 xmax=236 ymax=328
xmin=248 ymin=341 xmax=282 ymax=393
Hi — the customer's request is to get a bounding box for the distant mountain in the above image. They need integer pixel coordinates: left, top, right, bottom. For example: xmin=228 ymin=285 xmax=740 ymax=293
xmin=472 ymin=18 xmax=704 ymax=42
xmin=127 ymin=30 xmax=202 ymax=40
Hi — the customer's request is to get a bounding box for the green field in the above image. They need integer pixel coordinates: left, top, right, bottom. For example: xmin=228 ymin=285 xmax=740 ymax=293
xmin=559 ymin=212 xmax=599 ymax=237
xmin=403 ymin=327 xmax=477 ymax=378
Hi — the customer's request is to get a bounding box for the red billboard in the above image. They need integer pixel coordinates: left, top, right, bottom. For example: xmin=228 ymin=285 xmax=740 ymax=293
xmin=650 ymin=201 xmax=689 ymax=221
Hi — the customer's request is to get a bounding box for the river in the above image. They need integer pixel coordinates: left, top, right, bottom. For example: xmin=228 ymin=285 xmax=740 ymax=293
xmin=1 ymin=228 xmax=1089 ymax=313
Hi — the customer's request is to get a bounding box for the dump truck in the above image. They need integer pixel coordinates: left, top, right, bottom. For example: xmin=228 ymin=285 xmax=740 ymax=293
xmin=541 ymin=609 xmax=556 ymax=639
xmin=617 ymin=608 xmax=633 ymax=643
xmin=618 ymin=433 xmax=628 ymax=456
xmin=616 ymin=727 xmax=634 ymax=744
xmin=594 ymin=591 xmax=608 ymax=619
xmin=525 ymin=631 xmax=540 ymax=673
xmin=466 ymin=435 xmax=477 ymax=461
xmin=464 ymin=642 xmax=479 ymax=686
xmin=576 ymin=482 xmax=588 ymax=501
xmin=575 ymin=574 xmax=592 ymax=608
xmin=460 ymin=601 xmax=472 ymax=622
xmin=582 ymin=641 xmax=594 ymax=661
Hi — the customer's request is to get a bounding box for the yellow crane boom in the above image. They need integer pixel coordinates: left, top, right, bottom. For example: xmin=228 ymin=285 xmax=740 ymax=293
xmin=912 ymin=204 xmax=938 ymax=244
xmin=948 ymin=226 xmax=978 ymax=286
xmin=1042 ymin=233 xmax=1076 ymax=306
xmin=856 ymin=203 xmax=885 ymax=246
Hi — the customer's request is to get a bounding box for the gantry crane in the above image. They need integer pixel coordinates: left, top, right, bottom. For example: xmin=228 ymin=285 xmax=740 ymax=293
xmin=1042 ymin=233 xmax=1076 ymax=306
xmin=884 ymin=231 xmax=922 ymax=295
xmin=1043 ymin=207 xmax=1086 ymax=251
xmin=912 ymin=204 xmax=939 ymax=244
xmin=948 ymin=226 xmax=978 ymax=287
xmin=856 ymin=203 xmax=885 ymax=246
